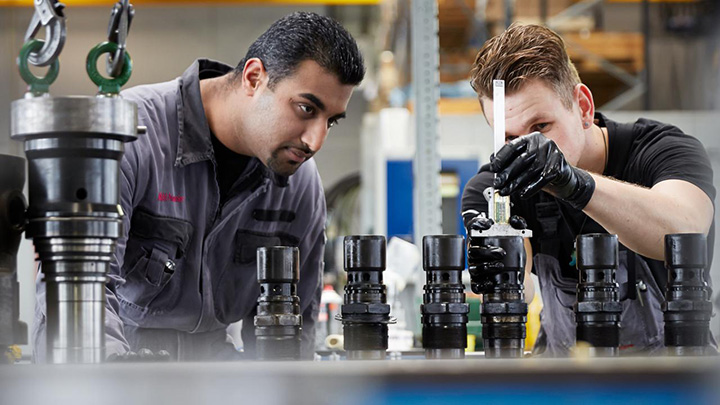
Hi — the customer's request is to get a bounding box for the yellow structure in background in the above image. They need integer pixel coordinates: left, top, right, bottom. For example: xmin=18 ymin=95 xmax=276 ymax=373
xmin=0 ymin=0 xmax=380 ymax=6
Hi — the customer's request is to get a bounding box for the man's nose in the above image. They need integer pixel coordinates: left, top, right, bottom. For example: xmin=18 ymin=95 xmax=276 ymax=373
xmin=301 ymin=122 xmax=328 ymax=154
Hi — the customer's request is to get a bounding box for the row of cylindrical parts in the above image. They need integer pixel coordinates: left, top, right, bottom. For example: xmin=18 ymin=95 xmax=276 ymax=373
xmin=255 ymin=232 xmax=714 ymax=360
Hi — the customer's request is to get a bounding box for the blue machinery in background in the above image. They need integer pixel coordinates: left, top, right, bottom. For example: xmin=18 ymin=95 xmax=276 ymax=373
xmin=387 ymin=159 xmax=479 ymax=241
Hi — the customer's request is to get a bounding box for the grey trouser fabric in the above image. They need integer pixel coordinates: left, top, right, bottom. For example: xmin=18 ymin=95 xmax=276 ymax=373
xmin=532 ymin=251 xmax=666 ymax=357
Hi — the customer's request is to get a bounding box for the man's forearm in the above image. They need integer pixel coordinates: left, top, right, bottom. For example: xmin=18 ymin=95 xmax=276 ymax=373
xmin=583 ymin=174 xmax=713 ymax=260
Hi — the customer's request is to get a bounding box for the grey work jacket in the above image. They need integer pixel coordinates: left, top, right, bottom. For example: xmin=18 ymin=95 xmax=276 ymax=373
xmin=34 ymin=59 xmax=325 ymax=361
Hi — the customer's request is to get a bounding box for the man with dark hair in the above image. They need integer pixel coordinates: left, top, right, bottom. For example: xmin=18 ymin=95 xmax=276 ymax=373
xmin=462 ymin=23 xmax=715 ymax=356
xmin=33 ymin=11 xmax=365 ymax=361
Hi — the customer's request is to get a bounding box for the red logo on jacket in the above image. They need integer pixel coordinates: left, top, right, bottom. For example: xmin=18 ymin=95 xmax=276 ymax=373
xmin=158 ymin=192 xmax=185 ymax=203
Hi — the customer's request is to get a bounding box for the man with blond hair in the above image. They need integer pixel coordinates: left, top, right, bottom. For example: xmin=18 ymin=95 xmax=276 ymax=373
xmin=462 ymin=23 xmax=715 ymax=356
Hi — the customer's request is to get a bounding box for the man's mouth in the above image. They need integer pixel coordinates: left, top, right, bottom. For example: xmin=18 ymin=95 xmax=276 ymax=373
xmin=287 ymin=147 xmax=311 ymax=162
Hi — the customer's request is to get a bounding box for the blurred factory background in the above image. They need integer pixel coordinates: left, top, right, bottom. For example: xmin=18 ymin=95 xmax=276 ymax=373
xmin=1 ymin=0 xmax=719 ymax=396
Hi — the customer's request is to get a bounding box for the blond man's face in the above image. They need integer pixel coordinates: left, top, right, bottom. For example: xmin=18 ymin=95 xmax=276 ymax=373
xmin=481 ymin=79 xmax=587 ymax=167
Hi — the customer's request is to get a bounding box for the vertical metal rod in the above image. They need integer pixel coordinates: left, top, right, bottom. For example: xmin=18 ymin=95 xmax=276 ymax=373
xmin=642 ymin=0 xmax=651 ymax=109
xmin=411 ymin=0 xmax=442 ymax=244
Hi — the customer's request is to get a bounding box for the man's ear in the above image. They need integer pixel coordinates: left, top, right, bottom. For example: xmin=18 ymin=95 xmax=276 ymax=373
xmin=241 ymin=58 xmax=267 ymax=96
xmin=575 ymin=83 xmax=595 ymax=125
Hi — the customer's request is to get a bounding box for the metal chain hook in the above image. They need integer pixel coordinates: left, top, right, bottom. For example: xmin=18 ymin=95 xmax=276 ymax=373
xmin=106 ymin=0 xmax=134 ymax=78
xmin=23 ymin=0 xmax=66 ymax=67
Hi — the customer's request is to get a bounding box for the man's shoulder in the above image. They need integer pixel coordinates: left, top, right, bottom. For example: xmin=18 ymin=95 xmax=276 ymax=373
xmin=121 ymin=79 xmax=179 ymax=114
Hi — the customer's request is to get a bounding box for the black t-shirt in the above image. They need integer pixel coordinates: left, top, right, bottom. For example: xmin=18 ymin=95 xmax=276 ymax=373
xmin=461 ymin=112 xmax=716 ymax=287
xmin=210 ymin=132 xmax=251 ymax=204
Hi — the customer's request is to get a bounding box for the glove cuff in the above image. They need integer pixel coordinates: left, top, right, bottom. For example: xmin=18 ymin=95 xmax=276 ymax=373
xmin=565 ymin=168 xmax=596 ymax=210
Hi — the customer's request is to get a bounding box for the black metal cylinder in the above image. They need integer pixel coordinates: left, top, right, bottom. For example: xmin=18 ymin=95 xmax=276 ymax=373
xmin=663 ymin=233 xmax=713 ymax=356
xmin=0 ymin=155 xmax=29 ymax=358
xmin=473 ymin=235 xmax=527 ymax=358
xmin=421 ymin=235 xmax=468 ymax=359
xmin=254 ymin=246 xmax=302 ymax=361
xmin=574 ymin=233 xmax=621 ymax=357
xmin=339 ymin=235 xmax=392 ymax=360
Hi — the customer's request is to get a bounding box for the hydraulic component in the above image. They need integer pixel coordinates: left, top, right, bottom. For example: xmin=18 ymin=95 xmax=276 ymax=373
xmin=421 ymin=235 xmax=469 ymax=359
xmin=254 ymin=246 xmax=302 ymax=361
xmin=338 ymin=235 xmax=395 ymax=360
xmin=469 ymin=235 xmax=527 ymax=358
xmin=574 ymin=234 xmax=621 ymax=357
xmin=663 ymin=233 xmax=714 ymax=356
xmin=11 ymin=97 xmax=138 ymax=363
xmin=0 ymin=155 xmax=29 ymax=363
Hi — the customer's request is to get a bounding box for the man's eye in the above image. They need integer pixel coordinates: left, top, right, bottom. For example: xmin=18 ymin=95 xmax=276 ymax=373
xmin=299 ymin=104 xmax=314 ymax=115
xmin=533 ymin=123 xmax=549 ymax=132
xmin=328 ymin=119 xmax=338 ymax=129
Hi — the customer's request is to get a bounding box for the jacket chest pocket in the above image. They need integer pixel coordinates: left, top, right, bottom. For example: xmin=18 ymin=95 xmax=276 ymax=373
xmin=118 ymin=208 xmax=194 ymax=312
xmin=213 ymin=229 xmax=299 ymax=324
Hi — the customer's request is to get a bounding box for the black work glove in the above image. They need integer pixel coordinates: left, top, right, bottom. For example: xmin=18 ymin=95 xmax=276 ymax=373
xmin=107 ymin=348 xmax=172 ymax=362
xmin=467 ymin=214 xmax=527 ymax=294
xmin=492 ymin=132 xmax=596 ymax=210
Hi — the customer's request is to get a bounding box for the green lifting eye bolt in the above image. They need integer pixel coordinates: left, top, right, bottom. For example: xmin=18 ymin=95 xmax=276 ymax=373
xmin=17 ymin=39 xmax=60 ymax=96
xmin=86 ymin=41 xmax=132 ymax=95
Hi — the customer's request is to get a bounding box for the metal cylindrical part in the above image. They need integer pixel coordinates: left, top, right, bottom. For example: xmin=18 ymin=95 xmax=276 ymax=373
xmin=254 ymin=247 xmax=302 ymax=361
xmin=11 ymin=96 xmax=138 ymax=364
xmin=663 ymin=233 xmax=713 ymax=355
xmin=574 ymin=234 xmax=621 ymax=356
xmin=0 ymin=154 xmax=29 ymax=351
xmin=421 ymin=235 xmax=468 ymax=359
xmin=340 ymin=235 xmax=392 ymax=360
xmin=474 ymin=235 xmax=526 ymax=358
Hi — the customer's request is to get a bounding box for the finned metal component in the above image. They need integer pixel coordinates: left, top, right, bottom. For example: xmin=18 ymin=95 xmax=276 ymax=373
xmin=472 ymin=235 xmax=527 ymax=358
xmin=663 ymin=233 xmax=715 ymax=356
xmin=0 ymin=155 xmax=29 ymax=359
xmin=574 ymin=234 xmax=621 ymax=357
xmin=254 ymin=246 xmax=302 ymax=361
xmin=421 ymin=235 xmax=469 ymax=359
xmin=11 ymin=96 xmax=138 ymax=364
xmin=338 ymin=235 xmax=395 ymax=360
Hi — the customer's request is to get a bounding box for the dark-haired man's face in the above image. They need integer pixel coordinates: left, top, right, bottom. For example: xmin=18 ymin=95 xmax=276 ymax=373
xmin=241 ymin=60 xmax=354 ymax=177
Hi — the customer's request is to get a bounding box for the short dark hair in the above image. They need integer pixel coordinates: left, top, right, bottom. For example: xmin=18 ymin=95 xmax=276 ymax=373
xmin=470 ymin=23 xmax=580 ymax=109
xmin=235 ymin=12 xmax=365 ymax=88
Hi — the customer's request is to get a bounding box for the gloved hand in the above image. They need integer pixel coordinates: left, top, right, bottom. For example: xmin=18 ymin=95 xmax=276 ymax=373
xmin=107 ymin=348 xmax=172 ymax=362
xmin=467 ymin=214 xmax=527 ymax=294
xmin=491 ymin=132 xmax=596 ymax=210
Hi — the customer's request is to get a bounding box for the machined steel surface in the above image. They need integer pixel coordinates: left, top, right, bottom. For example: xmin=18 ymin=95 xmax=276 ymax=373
xmin=11 ymin=96 xmax=138 ymax=139
xmin=1 ymin=357 xmax=718 ymax=405
xmin=12 ymin=95 xmax=138 ymax=364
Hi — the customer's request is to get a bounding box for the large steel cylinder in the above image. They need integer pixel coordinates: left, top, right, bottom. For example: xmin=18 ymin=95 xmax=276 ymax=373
xmin=339 ymin=235 xmax=393 ymax=360
xmin=0 ymin=154 xmax=29 ymax=359
xmin=254 ymin=246 xmax=302 ymax=361
xmin=11 ymin=96 xmax=138 ymax=363
xmin=574 ymin=234 xmax=621 ymax=357
xmin=421 ymin=235 xmax=469 ymax=359
xmin=663 ymin=233 xmax=714 ymax=356
xmin=472 ymin=235 xmax=527 ymax=358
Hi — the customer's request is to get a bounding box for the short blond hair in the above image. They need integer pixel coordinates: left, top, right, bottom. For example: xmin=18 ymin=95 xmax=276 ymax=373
xmin=470 ymin=23 xmax=581 ymax=109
